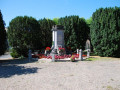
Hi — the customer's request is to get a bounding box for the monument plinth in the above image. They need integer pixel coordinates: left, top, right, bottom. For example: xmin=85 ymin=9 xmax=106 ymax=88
xmin=51 ymin=25 xmax=64 ymax=53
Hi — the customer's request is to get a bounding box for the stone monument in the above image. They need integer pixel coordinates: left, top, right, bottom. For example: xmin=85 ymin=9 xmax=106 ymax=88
xmin=85 ymin=39 xmax=91 ymax=50
xmin=85 ymin=39 xmax=91 ymax=58
xmin=51 ymin=25 xmax=64 ymax=54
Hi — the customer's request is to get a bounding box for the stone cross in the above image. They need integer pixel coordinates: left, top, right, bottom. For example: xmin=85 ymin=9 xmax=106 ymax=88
xmin=79 ymin=49 xmax=83 ymax=61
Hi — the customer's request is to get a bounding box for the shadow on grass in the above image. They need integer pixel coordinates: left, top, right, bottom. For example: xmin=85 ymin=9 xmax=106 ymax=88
xmin=0 ymin=58 xmax=40 ymax=78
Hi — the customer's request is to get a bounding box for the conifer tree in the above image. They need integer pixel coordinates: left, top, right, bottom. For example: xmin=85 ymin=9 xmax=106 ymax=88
xmin=38 ymin=18 xmax=55 ymax=49
xmin=58 ymin=15 xmax=89 ymax=52
xmin=8 ymin=16 xmax=40 ymax=57
xmin=0 ymin=10 xmax=7 ymax=55
xmin=90 ymin=7 xmax=120 ymax=57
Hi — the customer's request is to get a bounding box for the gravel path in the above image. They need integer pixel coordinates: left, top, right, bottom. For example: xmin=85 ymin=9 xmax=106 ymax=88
xmin=0 ymin=57 xmax=120 ymax=90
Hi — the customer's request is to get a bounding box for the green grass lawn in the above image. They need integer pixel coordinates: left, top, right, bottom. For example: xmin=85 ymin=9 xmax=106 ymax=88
xmin=85 ymin=57 xmax=99 ymax=61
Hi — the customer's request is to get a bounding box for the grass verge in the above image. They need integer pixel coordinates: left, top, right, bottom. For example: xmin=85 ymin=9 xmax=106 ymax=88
xmin=86 ymin=57 xmax=99 ymax=61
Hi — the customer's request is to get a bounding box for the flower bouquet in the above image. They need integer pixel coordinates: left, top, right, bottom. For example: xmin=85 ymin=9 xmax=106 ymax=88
xmin=70 ymin=55 xmax=75 ymax=62
xmin=45 ymin=47 xmax=51 ymax=56
xmin=46 ymin=47 xmax=51 ymax=51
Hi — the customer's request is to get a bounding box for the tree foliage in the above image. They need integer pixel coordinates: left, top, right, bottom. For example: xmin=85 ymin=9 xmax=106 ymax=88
xmin=8 ymin=16 xmax=41 ymax=57
xmin=53 ymin=18 xmax=59 ymax=25
xmin=0 ymin=10 xmax=7 ymax=55
xmin=86 ymin=17 xmax=92 ymax=26
xmin=38 ymin=18 xmax=55 ymax=49
xmin=58 ymin=15 xmax=89 ymax=52
xmin=90 ymin=7 xmax=120 ymax=57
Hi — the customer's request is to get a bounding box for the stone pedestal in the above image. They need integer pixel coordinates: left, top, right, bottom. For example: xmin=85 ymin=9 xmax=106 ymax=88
xmin=51 ymin=49 xmax=57 ymax=62
xmin=52 ymin=54 xmax=55 ymax=62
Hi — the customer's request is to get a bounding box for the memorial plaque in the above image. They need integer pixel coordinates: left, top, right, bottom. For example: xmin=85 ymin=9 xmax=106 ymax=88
xmin=58 ymin=35 xmax=62 ymax=45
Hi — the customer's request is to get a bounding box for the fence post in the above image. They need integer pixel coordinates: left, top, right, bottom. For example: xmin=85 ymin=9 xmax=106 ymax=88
xmin=87 ymin=49 xmax=90 ymax=58
xmin=77 ymin=49 xmax=79 ymax=55
xmin=79 ymin=49 xmax=83 ymax=61
xmin=28 ymin=49 xmax=32 ymax=62
xmin=51 ymin=49 xmax=57 ymax=62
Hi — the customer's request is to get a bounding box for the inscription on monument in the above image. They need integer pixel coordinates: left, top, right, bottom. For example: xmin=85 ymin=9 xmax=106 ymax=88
xmin=57 ymin=30 xmax=63 ymax=45
xmin=58 ymin=35 xmax=62 ymax=45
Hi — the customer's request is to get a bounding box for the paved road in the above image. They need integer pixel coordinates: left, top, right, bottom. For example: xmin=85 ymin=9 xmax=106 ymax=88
xmin=0 ymin=52 xmax=12 ymax=60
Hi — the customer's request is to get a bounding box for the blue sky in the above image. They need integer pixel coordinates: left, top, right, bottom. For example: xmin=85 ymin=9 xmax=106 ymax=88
xmin=0 ymin=0 xmax=120 ymax=27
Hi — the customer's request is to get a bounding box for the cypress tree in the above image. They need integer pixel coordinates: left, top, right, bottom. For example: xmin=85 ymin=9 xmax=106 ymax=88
xmin=0 ymin=10 xmax=7 ymax=55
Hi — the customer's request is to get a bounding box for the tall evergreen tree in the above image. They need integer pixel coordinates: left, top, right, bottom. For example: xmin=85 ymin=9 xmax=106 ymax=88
xmin=58 ymin=15 xmax=89 ymax=52
xmin=90 ymin=7 xmax=120 ymax=57
xmin=38 ymin=18 xmax=55 ymax=49
xmin=0 ymin=10 xmax=7 ymax=55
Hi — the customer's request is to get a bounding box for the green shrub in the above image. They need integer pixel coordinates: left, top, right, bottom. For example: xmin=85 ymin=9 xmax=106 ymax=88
xmin=10 ymin=48 xmax=26 ymax=58
xmin=10 ymin=48 xmax=19 ymax=58
xmin=8 ymin=16 xmax=40 ymax=57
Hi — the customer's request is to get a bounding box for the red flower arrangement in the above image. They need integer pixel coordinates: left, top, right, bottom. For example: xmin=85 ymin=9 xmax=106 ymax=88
xmin=59 ymin=47 xmax=65 ymax=51
xmin=46 ymin=47 xmax=51 ymax=51
xmin=72 ymin=53 xmax=87 ymax=57
xmin=82 ymin=55 xmax=87 ymax=57
xmin=58 ymin=48 xmax=65 ymax=55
